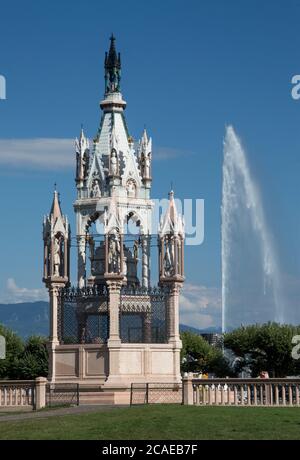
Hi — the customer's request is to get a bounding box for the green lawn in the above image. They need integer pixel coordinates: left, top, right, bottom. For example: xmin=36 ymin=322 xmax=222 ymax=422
xmin=1 ymin=405 xmax=300 ymax=440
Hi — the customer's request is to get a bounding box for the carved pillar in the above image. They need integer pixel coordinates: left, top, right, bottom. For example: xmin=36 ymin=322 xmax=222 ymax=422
xmin=64 ymin=238 xmax=69 ymax=279
xmin=167 ymin=283 xmax=181 ymax=343
xmin=43 ymin=242 xmax=48 ymax=279
xmin=104 ymin=279 xmax=124 ymax=387
xmin=49 ymin=286 xmax=60 ymax=343
xmin=107 ymin=280 xmax=122 ymax=344
xmin=180 ymin=237 xmax=184 ymax=276
xmin=142 ymin=235 xmax=150 ymax=288
xmin=47 ymin=284 xmax=62 ymax=383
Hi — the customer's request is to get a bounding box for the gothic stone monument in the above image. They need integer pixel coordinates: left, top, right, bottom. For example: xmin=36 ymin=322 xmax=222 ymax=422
xmin=42 ymin=36 xmax=185 ymax=403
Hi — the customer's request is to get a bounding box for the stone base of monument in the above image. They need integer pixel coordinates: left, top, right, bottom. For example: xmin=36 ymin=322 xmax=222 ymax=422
xmin=48 ymin=343 xmax=182 ymax=405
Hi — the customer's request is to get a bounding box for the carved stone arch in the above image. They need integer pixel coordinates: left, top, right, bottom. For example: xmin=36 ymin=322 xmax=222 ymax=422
xmin=125 ymin=210 xmax=141 ymax=227
xmin=85 ymin=210 xmax=108 ymax=231
xmin=85 ymin=212 xmax=100 ymax=233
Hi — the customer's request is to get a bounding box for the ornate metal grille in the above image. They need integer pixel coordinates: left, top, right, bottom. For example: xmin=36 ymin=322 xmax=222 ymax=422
xmin=58 ymin=285 xmax=169 ymax=345
xmin=46 ymin=383 xmax=79 ymax=407
xmin=120 ymin=286 xmax=169 ymax=343
xmin=131 ymin=383 xmax=182 ymax=405
xmin=59 ymin=286 xmax=109 ymax=344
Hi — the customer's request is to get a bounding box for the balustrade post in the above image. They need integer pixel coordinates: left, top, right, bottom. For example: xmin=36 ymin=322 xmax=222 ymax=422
xmin=195 ymin=385 xmax=200 ymax=405
xmin=240 ymin=385 xmax=244 ymax=405
xmin=253 ymin=384 xmax=257 ymax=405
xmin=289 ymin=384 xmax=293 ymax=406
xmin=234 ymin=385 xmax=238 ymax=405
xmin=35 ymin=377 xmax=47 ymax=410
xmin=275 ymin=385 xmax=279 ymax=405
xmin=282 ymin=385 xmax=286 ymax=406
xmin=221 ymin=385 xmax=225 ymax=405
xmin=296 ymin=385 xmax=299 ymax=406
xmin=183 ymin=376 xmax=194 ymax=405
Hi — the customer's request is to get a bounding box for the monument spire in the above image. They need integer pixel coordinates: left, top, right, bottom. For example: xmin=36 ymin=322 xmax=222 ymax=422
xmin=50 ymin=189 xmax=63 ymax=221
xmin=104 ymin=34 xmax=121 ymax=95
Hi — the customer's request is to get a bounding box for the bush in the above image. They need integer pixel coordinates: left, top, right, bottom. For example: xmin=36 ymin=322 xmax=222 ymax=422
xmin=0 ymin=324 xmax=48 ymax=379
xmin=180 ymin=331 xmax=233 ymax=377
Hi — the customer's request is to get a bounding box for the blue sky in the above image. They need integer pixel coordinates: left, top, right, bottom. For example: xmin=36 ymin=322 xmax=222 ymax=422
xmin=0 ymin=0 xmax=299 ymax=328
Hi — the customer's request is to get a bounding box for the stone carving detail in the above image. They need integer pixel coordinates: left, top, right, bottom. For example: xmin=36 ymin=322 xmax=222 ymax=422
xmin=53 ymin=235 xmax=61 ymax=277
xmin=126 ymin=179 xmax=136 ymax=198
xmin=164 ymin=236 xmax=175 ymax=277
xmin=110 ymin=150 xmax=118 ymax=176
xmin=91 ymin=179 xmax=101 ymax=198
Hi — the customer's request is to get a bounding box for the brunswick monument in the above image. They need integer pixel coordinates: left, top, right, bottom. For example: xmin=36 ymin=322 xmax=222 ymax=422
xmin=42 ymin=36 xmax=185 ymax=403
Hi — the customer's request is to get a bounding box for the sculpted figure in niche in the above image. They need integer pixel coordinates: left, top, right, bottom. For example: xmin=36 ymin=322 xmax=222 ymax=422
xmin=108 ymin=232 xmax=120 ymax=273
xmin=126 ymin=179 xmax=136 ymax=198
xmin=110 ymin=150 xmax=118 ymax=176
xmin=53 ymin=236 xmax=61 ymax=277
xmin=91 ymin=180 xmax=101 ymax=198
xmin=164 ymin=237 xmax=174 ymax=277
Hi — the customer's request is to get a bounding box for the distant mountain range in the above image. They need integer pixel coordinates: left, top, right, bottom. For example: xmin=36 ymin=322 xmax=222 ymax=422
xmin=0 ymin=302 xmax=49 ymax=337
xmin=0 ymin=301 xmax=221 ymax=338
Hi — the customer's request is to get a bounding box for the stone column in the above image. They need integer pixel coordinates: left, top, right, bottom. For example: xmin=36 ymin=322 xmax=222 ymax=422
xmin=35 ymin=377 xmax=47 ymax=410
xmin=142 ymin=235 xmax=150 ymax=288
xmin=49 ymin=285 xmax=60 ymax=344
xmin=107 ymin=280 xmax=122 ymax=345
xmin=167 ymin=283 xmax=181 ymax=343
xmin=104 ymin=279 xmax=124 ymax=387
xmin=162 ymin=280 xmax=182 ymax=384
xmin=47 ymin=284 xmax=61 ymax=383
xmin=43 ymin=242 xmax=48 ymax=279
xmin=183 ymin=375 xmax=194 ymax=405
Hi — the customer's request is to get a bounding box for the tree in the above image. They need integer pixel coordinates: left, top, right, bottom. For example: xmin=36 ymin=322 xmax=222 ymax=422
xmin=224 ymin=322 xmax=300 ymax=377
xmin=0 ymin=324 xmax=48 ymax=379
xmin=0 ymin=324 xmax=24 ymax=379
xmin=180 ymin=331 xmax=233 ymax=377
xmin=18 ymin=336 xmax=48 ymax=379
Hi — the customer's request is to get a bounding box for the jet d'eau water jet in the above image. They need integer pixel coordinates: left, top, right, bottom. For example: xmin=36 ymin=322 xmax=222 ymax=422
xmin=221 ymin=126 xmax=284 ymax=332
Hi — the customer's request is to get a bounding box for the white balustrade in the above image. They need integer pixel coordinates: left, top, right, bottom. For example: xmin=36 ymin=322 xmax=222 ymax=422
xmin=183 ymin=378 xmax=300 ymax=407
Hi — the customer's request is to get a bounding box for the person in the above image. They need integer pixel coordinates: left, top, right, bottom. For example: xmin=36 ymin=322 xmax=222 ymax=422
xmin=259 ymin=371 xmax=269 ymax=379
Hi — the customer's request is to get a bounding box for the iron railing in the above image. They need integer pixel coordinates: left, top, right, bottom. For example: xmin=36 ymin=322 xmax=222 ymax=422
xmin=120 ymin=287 xmax=168 ymax=344
xmin=130 ymin=383 xmax=183 ymax=405
xmin=46 ymin=383 xmax=79 ymax=407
